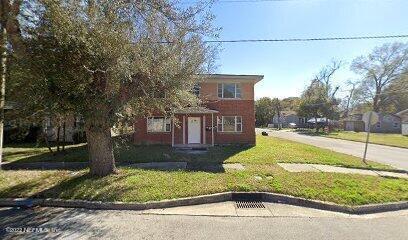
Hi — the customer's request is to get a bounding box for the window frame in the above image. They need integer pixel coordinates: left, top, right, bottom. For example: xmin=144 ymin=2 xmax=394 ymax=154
xmin=217 ymin=83 xmax=242 ymax=99
xmin=217 ymin=116 xmax=243 ymax=133
xmin=147 ymin=117 xmax=171 ymax=133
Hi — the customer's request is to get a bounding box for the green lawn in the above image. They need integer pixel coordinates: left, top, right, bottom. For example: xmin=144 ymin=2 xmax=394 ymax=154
xmin=0 ymin=166 xmax=407 ymax=205
xmin=1 ymin=135 xmax=406 ymax=205
xmin=4 ymin=135 xmax=389 ymax=170
xmin=301 ymin=130 xmax=408 ymax=149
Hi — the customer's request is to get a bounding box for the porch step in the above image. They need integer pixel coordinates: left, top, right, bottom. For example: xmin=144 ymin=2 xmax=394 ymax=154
xmin=174 ymin=145 xmax=209 ymax=154
xmin=173 ymin=144 xmax=211 ymax=151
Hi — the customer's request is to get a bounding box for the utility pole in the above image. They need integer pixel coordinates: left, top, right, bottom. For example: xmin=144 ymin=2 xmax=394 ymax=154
xmin=362 ymin=112 xmax=372 ymax=164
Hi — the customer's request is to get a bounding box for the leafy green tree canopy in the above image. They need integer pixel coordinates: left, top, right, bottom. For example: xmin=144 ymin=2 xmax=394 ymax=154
xmin=9 ymin=0 xmax=218 ymax=176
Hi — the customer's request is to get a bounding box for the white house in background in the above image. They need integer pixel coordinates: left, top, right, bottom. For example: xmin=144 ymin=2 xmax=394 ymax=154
xmin=396 ymin=109 xmax=408 ymax=135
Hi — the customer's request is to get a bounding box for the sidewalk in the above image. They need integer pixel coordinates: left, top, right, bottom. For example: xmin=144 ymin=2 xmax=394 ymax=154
xmin=277 ymin=163 xmax=408 ymax=179
xmin=257 ymin=128 xmax=408 ymax=170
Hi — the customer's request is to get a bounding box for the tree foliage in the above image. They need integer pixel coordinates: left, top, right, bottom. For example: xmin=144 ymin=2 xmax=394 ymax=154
xmin=298 ymin=61 xmax=341 ymax=132
xmin=8 ymin=0 xmax=218 ymax=176
xmin=255 ymin=97 xmax=273 ymax=127
xmin=351 ymin=42 xmax=408 ymax=113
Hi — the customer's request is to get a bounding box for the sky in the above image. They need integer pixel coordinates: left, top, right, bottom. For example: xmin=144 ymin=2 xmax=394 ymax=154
xmin=199 ymin=0 xmax=408 ymax=99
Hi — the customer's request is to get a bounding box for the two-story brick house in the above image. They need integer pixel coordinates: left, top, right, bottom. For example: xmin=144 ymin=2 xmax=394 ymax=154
xmin=133 ymin=74 xmax=263 ymax=147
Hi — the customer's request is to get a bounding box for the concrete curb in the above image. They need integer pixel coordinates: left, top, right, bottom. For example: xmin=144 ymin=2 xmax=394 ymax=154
xmin=0 ymin=192 xmax=407 ymax=215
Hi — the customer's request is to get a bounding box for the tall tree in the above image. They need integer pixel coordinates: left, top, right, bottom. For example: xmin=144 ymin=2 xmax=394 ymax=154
xmin=298 ymin=61 xmax=341 ymax=132
xmin=0 ymin=0 xmax=25 ymax=165
xmin=255 ymin=97 xmax=273 ymax=127
xmin=298 ymin=80 xmax=329 ymax=132
xmin=351 ymin=42 xmax=408 ymax=112
xmin=271 ymin=98 xmax=282 ymax=129
xmin=10 ymin=0 xmax=218 ymax=176
xmin=381 ymin=76 xmax=408 ymax=113
xmin=341 ymin=80 xmax=357 ymax=118
xmin=280 ymin=97 xmax=300 ymax=111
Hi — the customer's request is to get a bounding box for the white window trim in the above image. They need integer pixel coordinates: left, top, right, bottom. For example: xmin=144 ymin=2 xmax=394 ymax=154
xmin=147 ymin=116 xmax=171 ymax=133
xmin=218 ymin=83 xmax=241 ymax=99
xmin=218 ymin=116 xmax=243 ymax=133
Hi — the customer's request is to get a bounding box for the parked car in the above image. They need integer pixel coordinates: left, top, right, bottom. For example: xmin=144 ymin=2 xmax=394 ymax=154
xmin=288 ymin=123 xmax=297 ymax=129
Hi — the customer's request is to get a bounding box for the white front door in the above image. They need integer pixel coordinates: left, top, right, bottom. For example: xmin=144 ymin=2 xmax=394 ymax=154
xmin=188 ymin=117 xmax=201 ymax=144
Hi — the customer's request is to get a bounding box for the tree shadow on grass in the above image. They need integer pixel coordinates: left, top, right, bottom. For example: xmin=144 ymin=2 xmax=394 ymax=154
xmin=4 ymin=142 xmax=254 ymax=173
xmin=3 ymin=144 xmax=89 ymax=164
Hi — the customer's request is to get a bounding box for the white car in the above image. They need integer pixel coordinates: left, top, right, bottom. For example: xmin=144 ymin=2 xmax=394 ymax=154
xmin=288 ymin=123 xmax=298 ymax=129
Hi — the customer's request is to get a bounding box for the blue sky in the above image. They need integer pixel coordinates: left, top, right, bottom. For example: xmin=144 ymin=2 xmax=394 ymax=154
xmin=203 ymin=0 xmax=408 ymax=99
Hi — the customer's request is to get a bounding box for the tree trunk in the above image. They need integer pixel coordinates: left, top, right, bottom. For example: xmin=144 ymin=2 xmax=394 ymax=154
xmin=85 ymin=120 xmax=117 ymax=176
xmin=62 ymin=121 xmax=66 ymax=151
xmin=373 ymin=89 xmax=381 ymax=112
xmin=0 ymin=25 xmax=6 ymax=166
xmin=43 ymin=132 xmax=53 ymax=154
xmin=56 ymin=125 xmax=61 ymax=152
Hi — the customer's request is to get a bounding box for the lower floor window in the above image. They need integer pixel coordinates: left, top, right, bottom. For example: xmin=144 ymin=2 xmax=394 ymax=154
xmin=147 ymin=117 xmax=171 ymax=132
xmin=217 ymin=116 xmax=242 ymax=132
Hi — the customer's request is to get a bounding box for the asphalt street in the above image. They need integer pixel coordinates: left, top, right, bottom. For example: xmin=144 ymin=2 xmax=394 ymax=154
xmin=1 ymin=203 xmax=407 ymax=240
xmin=257 ymin=129 xmax=408 ymax=170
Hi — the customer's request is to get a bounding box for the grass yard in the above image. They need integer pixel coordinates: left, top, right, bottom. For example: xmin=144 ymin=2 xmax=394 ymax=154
xmin=0 ymin=165 xmax=407 ymax=205
xmin=4 ymin=135 xmax=389 ymax=170
xmin=2 ymin=135 xmax=405 ymax=205
xmin=300 ymin=130 xmax=408 ymax=149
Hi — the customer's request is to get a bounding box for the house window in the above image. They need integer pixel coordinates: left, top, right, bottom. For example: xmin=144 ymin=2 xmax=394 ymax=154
xmin=217 ymin=83 xmax=241 ymax=99
xmin=147 ymin=117 xmax=171 ymax=133
xmin=217 ymin=116 xmax=242 ymax=132
xmin=192 ymin=83 xmax=200 ymax=97
xmin=394 ymin=122 xmax=399 ymax=128
xmin=376 ymin=122 xmax=381 ymax=128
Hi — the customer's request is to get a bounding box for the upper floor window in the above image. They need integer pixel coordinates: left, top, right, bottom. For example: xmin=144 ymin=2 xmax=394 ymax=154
xmin=147 ymin=117 xmax=171 ymax=133
xmin=218 ymin=83 xmax=241 ymax=99
xmin=192 ymin=83 xmax=200 ymax=97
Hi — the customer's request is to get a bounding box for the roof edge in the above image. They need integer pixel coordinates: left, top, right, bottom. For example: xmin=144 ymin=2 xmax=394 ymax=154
xmin=199 ymin=74 xmax=264 ymax=83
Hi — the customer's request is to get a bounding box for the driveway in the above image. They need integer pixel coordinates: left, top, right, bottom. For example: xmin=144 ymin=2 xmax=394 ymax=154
xmin=1 ymin=205 xmax=407 ymax=240
xmin=257 ymin=128 xmax=408 ymax=171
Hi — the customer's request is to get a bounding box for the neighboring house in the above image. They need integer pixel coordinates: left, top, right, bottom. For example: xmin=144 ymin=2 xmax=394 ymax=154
xmin=271 ymin=111 xmax=307 ymax=128
xmin=343 ymin=114 xmax=365 ymax=132
xmin=362 ymin=112 xmax=401 ymax=133
xmin=44 ymin=115 xmax=86 ymax=143
xmin=133 ymin=74 xmax=263 ymax=146
xmin=343 ymin=112 xmax=402 ymax=133
xmin=396 ymin=109 xmax=408 ymax=135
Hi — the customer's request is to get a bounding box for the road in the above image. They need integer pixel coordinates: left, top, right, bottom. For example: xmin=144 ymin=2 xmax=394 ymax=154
xmin=257 ymin=129 xmax=408 ymax=171
xmin=1 ymin=204 xmax=407 ymax=240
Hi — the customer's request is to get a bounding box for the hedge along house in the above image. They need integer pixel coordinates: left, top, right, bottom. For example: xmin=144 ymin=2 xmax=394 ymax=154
xmin=133 ymin=74 xmax=264 ymax=147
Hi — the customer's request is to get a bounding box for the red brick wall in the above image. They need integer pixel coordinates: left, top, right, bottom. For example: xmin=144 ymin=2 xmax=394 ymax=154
xmin=205 ymin=100 xmax=255 ymax=145
xmin=133 ymin=101 xmax=255 ymax=145
xmin=133 ymin=117 xmax=172 ymax=144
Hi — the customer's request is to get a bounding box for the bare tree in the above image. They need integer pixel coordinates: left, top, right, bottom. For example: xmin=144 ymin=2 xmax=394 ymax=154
xmin=351 ymin=42 xmax=408 ymax=112
xmin=342 ymin=80 xmax=358 ymax=118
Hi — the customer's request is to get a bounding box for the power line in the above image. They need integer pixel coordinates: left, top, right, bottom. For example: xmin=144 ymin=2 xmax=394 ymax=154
xmin=199 ymin=34 xmax=408 ymax=43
